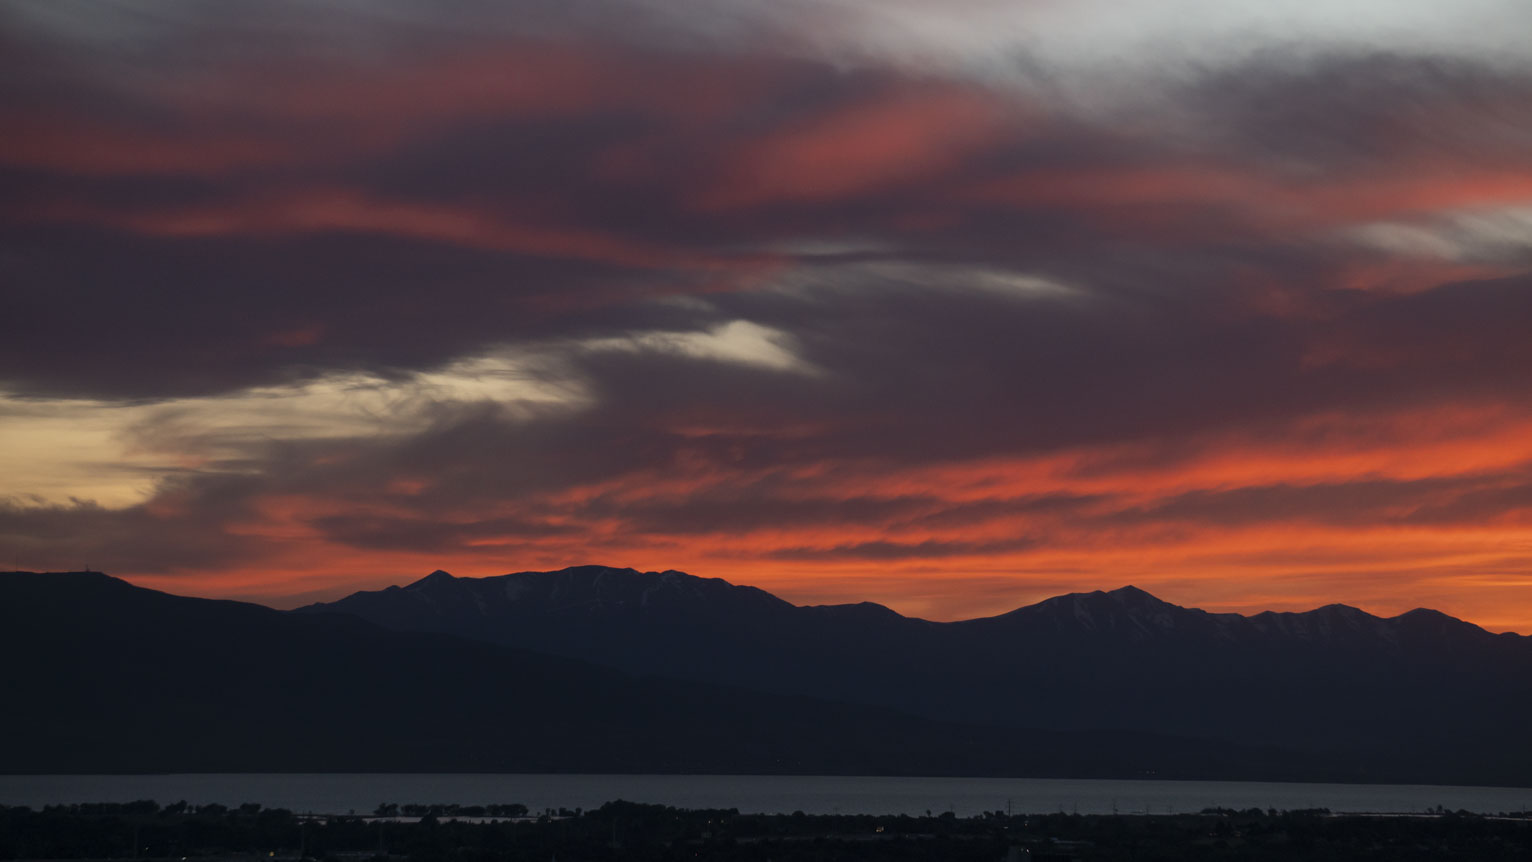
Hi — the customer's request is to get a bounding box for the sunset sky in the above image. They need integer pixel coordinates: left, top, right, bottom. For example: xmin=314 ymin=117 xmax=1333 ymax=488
xmin=2 ymin=1 xmax=1530 ymax=631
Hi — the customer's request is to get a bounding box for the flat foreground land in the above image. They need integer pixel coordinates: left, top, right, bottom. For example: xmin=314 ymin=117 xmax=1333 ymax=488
xmin=5 ymin=800 xmax=1532 ymax=861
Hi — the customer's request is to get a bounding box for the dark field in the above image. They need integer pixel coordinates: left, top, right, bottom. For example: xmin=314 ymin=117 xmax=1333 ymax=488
xmin=5 ymin=800 xmax=1532 ymax=862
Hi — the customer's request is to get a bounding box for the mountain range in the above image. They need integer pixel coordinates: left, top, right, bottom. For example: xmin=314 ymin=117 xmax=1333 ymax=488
xmin=0 ymin=570 xmax=1288 ymax=779
xmin=4 ymin=566 xmax=1529 ymax=785
xmin=298 ymin=565 xmax=1532 ymax=784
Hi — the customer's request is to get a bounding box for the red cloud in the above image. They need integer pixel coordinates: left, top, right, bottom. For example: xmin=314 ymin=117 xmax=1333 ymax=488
xmin=697 ymin=85 xmax=1020 ymax=209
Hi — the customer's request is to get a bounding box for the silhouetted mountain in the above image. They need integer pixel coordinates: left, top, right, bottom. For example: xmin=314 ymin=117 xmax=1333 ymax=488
xmin=0 ymin=570 xmax=1305 ymax=779
xmin=301 ymin=566 xmax=1532 ymax=786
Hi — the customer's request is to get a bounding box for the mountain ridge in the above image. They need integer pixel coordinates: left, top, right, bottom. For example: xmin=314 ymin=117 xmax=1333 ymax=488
xmin=0 ymin=569 xmax=1325 ymax=780
xmin=296 ymin=564 xmax=1532 ymax=787
xmin=10 ymin=567 xmax=1532 ymax=783
xmin=325 ymin=566 xmax=1513 ymax=636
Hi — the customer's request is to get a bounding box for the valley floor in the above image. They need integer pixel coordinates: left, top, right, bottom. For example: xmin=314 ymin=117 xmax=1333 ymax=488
xmin=5 ymin=800 xmax=1532 ymax=861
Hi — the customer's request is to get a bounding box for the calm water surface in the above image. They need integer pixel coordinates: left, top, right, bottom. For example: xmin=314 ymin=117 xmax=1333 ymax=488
xmin=2 ymin=775 xmax=1530 ymax=817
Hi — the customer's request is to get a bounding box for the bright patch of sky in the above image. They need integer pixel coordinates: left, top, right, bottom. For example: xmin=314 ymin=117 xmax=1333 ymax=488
xmin=14 ymin=0 xmax=1529 ymax=71
xmin=809 ymin=0 xmax=1532 ymax=69
xmin=580 ymin=321 xmax=818 ymax=375
xmin=0 ymin=353 xmax=590 ymax=508
xmin=1349 ymin=206 xmax=1532 ymax=264
xmin=0 ymin=321 xmax=814 ymax=509
xmin=767 ymin=260 xmax=1082 ymax=303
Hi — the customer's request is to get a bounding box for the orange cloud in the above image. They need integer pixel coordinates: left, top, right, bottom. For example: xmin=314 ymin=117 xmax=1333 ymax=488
xmin=1 ymin=41 xmax=770 ymax=178
xmin=969 ymin=162 xmax=1532 ymax=241
xmin=109 ymin=398 xmax=1532 ymax=633
xmin=21 ymin=188 xmax=737 ymax=270
xmin=0 ymin=112 xmax=297 ymax=175
xmin=699 ymin=86 xmax=1019 ymax=209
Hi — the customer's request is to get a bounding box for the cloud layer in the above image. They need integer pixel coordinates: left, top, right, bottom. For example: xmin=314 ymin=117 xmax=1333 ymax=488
xmin=3 ymin=0 xmax=1531 ymax=630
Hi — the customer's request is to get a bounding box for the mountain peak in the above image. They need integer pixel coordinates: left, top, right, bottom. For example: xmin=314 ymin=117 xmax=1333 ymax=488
xmin=407 ymin=570 xmax=457 ymax=589
xmin=1030 ymin=584 xmax=1174 ymax=614
xmin=1315 ymin=602 xmax=1372 ymax=619
xmin=999 ymin=585 xmax=1189 ymax=638
xmin=1104 ymin=584 xmax=1168 ymax=606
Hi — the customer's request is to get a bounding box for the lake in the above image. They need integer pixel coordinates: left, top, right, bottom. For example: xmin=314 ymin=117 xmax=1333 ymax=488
xmin=3 ymin=774 xmax=1531 ymax=817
